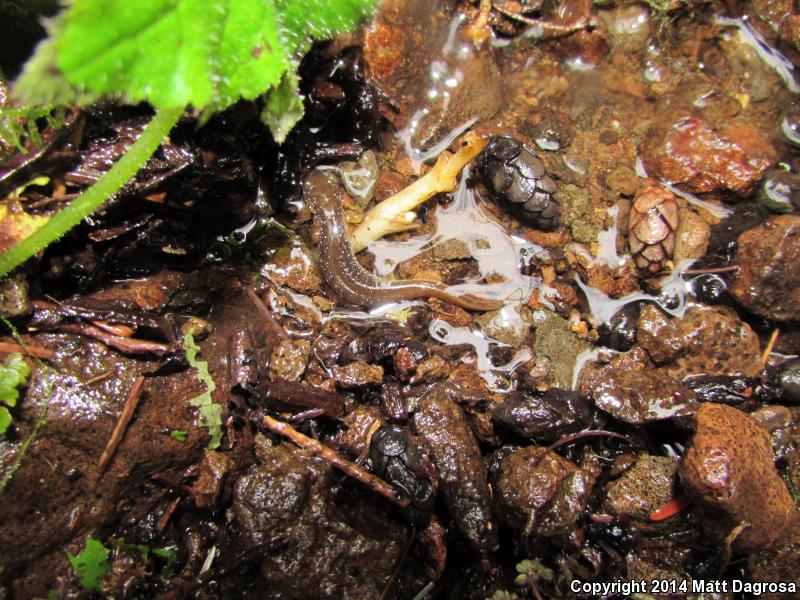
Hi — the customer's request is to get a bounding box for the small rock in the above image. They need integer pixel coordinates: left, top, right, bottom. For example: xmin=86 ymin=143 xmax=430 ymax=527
xmin=680 ymin=403 xmax=796 ymax=552
xmin=413 ymin=385 xmax=498 ymax=554
xmin=495 ymin=446 xmax=594 ymax=537
xmin=579 ymin=353 xmax=697 ymax=423
xmin=605 ymin=165 xmax=639 ymax=197
xmin=491 ymin=388 xmax=594 ymax=442
xmin=432 ymin=239 xmax=472 ymax=261
xmin=261 ymin=244 xmax=321 ymax=295
xmin=0 ymin=274 xmax=31 ymax=318
xmin=475 ymin=307 xmax=530 ymax=348
xmin=758 ymin=169 xmax=800 ymax=214
xmin=642 ymin=117 xmax=776 ymax=195
xmin=602 ymin=454 xmax=680 ymax=522
xmin=337 ymin=405 xmax=384 ymax=457
xmin=268 ymin=339 xmax=311 ymax=382
xmin=332 ymin=361 xmax=384 ymax=388
xmin=673 ymin=208 xmax=710 ymax=261
xmin=636 ymin=304 xmax=685 ymax=364
xmin=732 ymin=215 xmax=800 ymax=322
xmin=668 ymin=306 xmax=761 ymax=378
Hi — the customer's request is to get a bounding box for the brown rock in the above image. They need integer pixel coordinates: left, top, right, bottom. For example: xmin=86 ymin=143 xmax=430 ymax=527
xmin=413 ymin=385 xmax=498 ymax=554
xmin=603 ymin=454 xmax=680 ymax=522
xmin=680 ymin=403 xmax=796 ymax=552
xmin=268 ymin=339 xmax=311 ymax=382
xmin=495 ymin=446 xmax=594 ymax=537
xmin=636 ymin=304 xmax=685 ymax=364
xmin=337 ymin=405 xmax=384 ymax=457
xmin=668 ymin=306 xmax=761 ymax=378
xmin=261 ymin=244 xmax=322 ymax=295
xmin=673 ymin=208 xmax=710 ymax=261
xmin=642 ymin=117 xmax=776 ymax=195
xmin=732 ymin=215 xmax=800 ymax=322
xmin=579 ymin=353 xmax=697 ymax=423
xmin=332 ymin=361 xmax=384 ymax=388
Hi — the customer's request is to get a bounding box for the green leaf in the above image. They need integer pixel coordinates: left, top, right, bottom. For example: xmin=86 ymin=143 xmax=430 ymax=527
xmin=277 ymin=0 xmax=377 ymax=48
xmin=20 ymin=0 xmax=290 ymax=112
xmin=170 ymin=429 xmax=188 ymax=441
xmin=0 ymin=353 xmax=30 ymax=408
xmin=67 ymin=537 xmax=111 ymax=591
xmin=261 ymin=72 xmax=305 ymax=144
xmin=182 ymin=332 xmax=223 ymax=449
xmin=0 ymin=406 xmax=11 ymax=435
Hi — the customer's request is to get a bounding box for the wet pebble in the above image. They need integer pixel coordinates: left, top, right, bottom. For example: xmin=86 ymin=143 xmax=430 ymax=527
xmin=636 ymin=304 xmax=685 ymax=364
xmin=602 ymin=454 xmax=680 ymax=523
xmin=412 ymin=384 xmax=498 ymax=554
xmin=580 ymin=351 xmax=697 ymax=424
xmin=673 ymin=208 xmax=710 ymax=261
xmin=732 ymin=215 xmax=800 ymax=322
xmin=667 ymin=306 xmax=761 ymax=378
xmin=268 ymin=339 xmax=311 ymax=382
xmin=680 ymin=403 xmax=796 ymax=552
xmin=777 ymin=358 xmax=800 ymax=403
xmin=642 ymin=117 xmax=776 ymax=195
xmin=758 ymin=169 xmax=800 ymax=214
xmin=332 ymin=361 xmax=384 ymax=389
xmin=260 ymin=243 xmax=322 ymax=295
xmin=494 ymin=446 xmax=594 ymax=537
xmin=491 ymin=388 xmax=594 ymax=442
xmin=599 ymin=301 xmax=644 ymax=351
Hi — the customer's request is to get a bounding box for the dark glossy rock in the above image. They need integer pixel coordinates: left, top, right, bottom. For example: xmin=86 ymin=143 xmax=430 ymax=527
xmin=732 ymin=215 xmax=800 ymax=322
xmin=599 ymin=302 xmax=644 ymax=351
xmin=495 ymin=446 xmax=594 ymax=537
xmin=233 ymin=440 xmax=405 ymax=599
xmin=777 ymin=358 xmax=800 ymax=403
xmin=412 ymin=384 xmax=498 ymax=554
xmin=680 ymin=404 xmax=796 ymax=552
xmin=491 ymin=388 xmax=593 ymax=442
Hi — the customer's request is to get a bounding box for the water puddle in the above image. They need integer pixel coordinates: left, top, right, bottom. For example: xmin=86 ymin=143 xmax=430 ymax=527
xmin=575 ymin=259 xmax=695 ymax=325
xmin=429 ymin=318 xmax=532 ymax=392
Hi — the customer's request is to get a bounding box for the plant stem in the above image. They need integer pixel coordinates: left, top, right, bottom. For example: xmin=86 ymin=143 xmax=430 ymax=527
xmin=0 ymin=105 xmax=184 ymax=277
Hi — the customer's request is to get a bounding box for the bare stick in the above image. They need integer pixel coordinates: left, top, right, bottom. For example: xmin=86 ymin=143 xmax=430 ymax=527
xmin=96 ymin=374 xmax=146 ymax=480
xmin=350 ymin=132 xmax=488 ymax=253
xmin=260 ymin=414 xmax=410 ymax=508
xmin=56 ymin=323 xmax=168 ymax=355
xmin=761 ymin=329 xmax=780 ymax=369
xmin=0 ymin=340 xmax=54 ymax=359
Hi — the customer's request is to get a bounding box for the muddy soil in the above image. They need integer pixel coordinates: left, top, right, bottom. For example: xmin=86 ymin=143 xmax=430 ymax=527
xmin=1 ymin=0 xmax=800 ymax=598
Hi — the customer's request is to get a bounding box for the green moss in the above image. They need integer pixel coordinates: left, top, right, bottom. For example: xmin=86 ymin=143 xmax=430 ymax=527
xmin=533 ymin=311 xmax=591 ymax=389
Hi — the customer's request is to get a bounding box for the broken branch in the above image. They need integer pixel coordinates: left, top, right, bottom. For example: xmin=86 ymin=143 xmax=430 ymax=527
xmin=259 ymin=414 xmax=410 ymax=508
xmin=349 ymin=132 xmax=488 ymax=253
